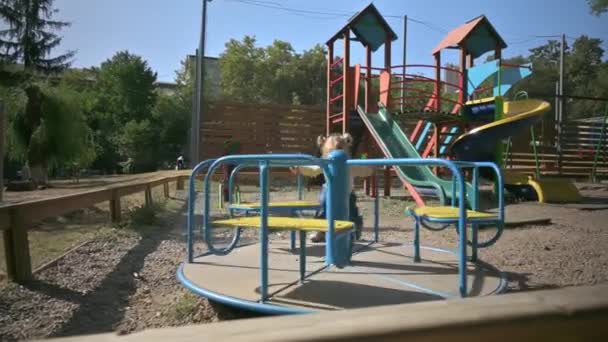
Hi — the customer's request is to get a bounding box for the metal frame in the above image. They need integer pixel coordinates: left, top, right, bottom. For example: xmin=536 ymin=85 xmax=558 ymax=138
xmin=180 ymin=153 xmax=505 ymax=313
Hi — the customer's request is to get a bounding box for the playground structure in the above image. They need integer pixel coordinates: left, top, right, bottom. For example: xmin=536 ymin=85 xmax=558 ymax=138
xmin=177 ymin=5 xmax=518 ymax=314
xmin=325 ymin=4 xmax=581 ymax=204
xmin=179 ymin=153 xmax=506 ymax=314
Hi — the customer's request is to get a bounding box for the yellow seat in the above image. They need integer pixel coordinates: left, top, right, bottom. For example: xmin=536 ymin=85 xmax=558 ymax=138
xmin=231 ymin=201 xmax=320 ymax=209
xmin=212 ymin=216 xmax=353 ymax=231
xmin=408 ymin=206 xmax=498 ymax=220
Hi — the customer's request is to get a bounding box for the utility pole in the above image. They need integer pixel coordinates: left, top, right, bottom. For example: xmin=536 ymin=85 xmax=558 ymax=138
xmin=557 ymin=33 xmax=565 ymax=174
xmin=193 ymin=0 xmax=210 ymax=167
xmin=401 ymin=15 xmax=407 ymax=113
xmin=190 ymin=51 xmax=199 ymax=168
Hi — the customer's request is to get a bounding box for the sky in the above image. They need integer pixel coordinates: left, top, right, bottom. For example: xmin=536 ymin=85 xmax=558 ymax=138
xmin=51 ymin=0 xmax=608 ymax=82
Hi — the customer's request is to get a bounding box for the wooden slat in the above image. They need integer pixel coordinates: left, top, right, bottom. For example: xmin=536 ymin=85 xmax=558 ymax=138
xmin=45 ymin=284 xmax=608 ymax=342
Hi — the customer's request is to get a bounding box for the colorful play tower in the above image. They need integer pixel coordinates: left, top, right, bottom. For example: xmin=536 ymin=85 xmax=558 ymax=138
xmin=324 ymin=4 xmax=578 ymax=206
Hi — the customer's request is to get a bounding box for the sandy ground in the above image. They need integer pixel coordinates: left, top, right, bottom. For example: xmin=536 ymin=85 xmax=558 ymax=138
xmin=1 ymin=183 xmax=608 ymax=341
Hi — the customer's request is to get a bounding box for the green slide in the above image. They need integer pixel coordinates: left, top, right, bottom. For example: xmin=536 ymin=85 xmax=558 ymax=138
xmin=357 ymin=105 xmax=472 ymax=206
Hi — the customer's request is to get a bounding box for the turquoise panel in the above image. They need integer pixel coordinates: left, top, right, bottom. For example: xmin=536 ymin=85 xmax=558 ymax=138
xmin=352 ymin=13 xmax=389 ymax=52
xmin=467 ymin=60 xmax=499 ymax=96
xmin=493 ymin=63 xmax=533 ymax=96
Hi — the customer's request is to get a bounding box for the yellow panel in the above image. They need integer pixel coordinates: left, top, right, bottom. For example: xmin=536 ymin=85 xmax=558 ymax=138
xmin=409 ymin=206 xmax=497 ymax=220
xmin=465 ymin=97 xmax=496 ymax=105
xmin=527 ymin=179 xmax=582 ymax=204
xmin=233 ymin=201 xmax=320 ymax=209
xmin=212 ymin=216 xmax=353 ymax=231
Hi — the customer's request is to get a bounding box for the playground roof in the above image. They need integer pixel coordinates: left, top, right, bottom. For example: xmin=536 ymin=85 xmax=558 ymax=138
xmin=326 ymin=3 xmax=398 ymax=52
xmin=431 ymin=15 xmax=507 ymax=59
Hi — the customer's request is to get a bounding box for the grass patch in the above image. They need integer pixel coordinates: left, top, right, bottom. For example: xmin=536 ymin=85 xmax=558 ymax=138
xmin=129 ymin=202 xmax=166 ymax=226
xmin=0 ymin=221 xmax=113 ymax=277
xmin=171 ymin=292 xmax=201 ymax=321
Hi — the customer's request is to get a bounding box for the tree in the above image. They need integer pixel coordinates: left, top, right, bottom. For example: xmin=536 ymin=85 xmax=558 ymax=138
xmin=219 ymin=36 xmax=265 ymax=103
xmin=292 ymin=44 xmax=326 ymax=106
xmin=219 ymin=36 xmax=327 ymax=106
xmin=587 ymin=0 xmax=608 ymax=15
xmin=95 ymin=51 xmax=158 ymax=125
xmin=8 ymin=85 xmax=95 ymax=183
xmin=92 ymin=51 xmax=158 ymax=172
xmin=0 ymin=0 xmax=79 ymax=185
xmin=566 ymin=36 xmax=605 ymax=117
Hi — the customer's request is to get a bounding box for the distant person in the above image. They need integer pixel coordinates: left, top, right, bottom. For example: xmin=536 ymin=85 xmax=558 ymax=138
xmin=176 ymin=155 xmax=185 ymax=170
xmin=222 ymin=137 xmax=241 ymax=202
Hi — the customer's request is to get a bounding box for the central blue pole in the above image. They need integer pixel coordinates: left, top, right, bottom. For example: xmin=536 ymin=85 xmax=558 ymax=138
xmin=326 ymin=150 xmax=349 ymax=267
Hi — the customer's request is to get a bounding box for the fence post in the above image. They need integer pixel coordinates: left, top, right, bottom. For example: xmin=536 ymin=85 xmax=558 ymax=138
xmin=145 ymin=185 xmax=152 ymax=207
xmin=163 ymin=182 xmax=170 ymax=198
xmin=177 ymin=177 xmax=185 ymax=190
xmin=384 ymin=167 xmax=391 ymax=197
xmin=4 ymin=209 xmax=32 ymax=282
xmin=110 ymin=190 xmax=122 ymax=222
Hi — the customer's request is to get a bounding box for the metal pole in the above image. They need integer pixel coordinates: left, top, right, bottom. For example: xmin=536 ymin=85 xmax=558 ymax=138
xmin=0 ymin=101 xmax=5 ymax=202
xmin=194 ymin=0 xmax=209 ymax=166
xmin=559 ymin=34 xmax=565 ymax=125
xmin=557 ymin=34 xmax=565 ymax=174
xmin=190 ymin=51 xmax=199 ymax=167
xmin=555 ymin=81 xmax=562 ymax=174
xmin=590 ymin=105 xmax=608 ymax=182
xmin=401 ymin=15 xmax=407 ymax=113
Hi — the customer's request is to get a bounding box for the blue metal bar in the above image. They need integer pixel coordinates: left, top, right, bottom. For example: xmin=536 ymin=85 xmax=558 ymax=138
xmin=297 ymin=173 xmax=303 ymax=200
xmin=188 ymin=159 xmax=216 ymax=263
xmin=228 ymin=164 xmax=247 ymax=204
xmin=451 ymin=175 xmax=456 ymax=207
xmin=471 ymin=167 xmax=479 ymax=262
xmin=202 ymin=154 xmax=327 ymax=256
xmin=290 ymin=231 xmax=296 ymax=251
xmin=374 ymin=191 xmax=379 ymax=242
xmin=259 ymin=161 xmax=269 ymax=302
xmin=415 ymin=122 xmax=432 ymax=150
xmin=299 ymin=230 xmax=306 ymax=282
xmin=348 ymin=158 xmax=468 ymax=297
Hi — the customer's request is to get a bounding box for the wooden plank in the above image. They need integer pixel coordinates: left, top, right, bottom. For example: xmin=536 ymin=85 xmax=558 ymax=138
xmin=44 ymin=285 xmax=608 ymax=342
xmin=10 ymin=188 xmax=113 ymax=224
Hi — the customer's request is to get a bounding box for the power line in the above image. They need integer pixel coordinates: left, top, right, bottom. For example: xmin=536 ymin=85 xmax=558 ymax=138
xmin=224 ymin=0 xmax=584 ymax=44
xmin=224 ymin=0 xmax=448 ymax=34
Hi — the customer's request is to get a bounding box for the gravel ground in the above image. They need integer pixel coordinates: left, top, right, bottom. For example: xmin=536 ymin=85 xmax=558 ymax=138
xmin=1 ymin=184 xmax=608 ymax=341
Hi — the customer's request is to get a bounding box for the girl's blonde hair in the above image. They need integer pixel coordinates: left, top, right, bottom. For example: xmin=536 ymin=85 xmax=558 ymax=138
xmin=317 ymin=133 xmax=354 ymax=157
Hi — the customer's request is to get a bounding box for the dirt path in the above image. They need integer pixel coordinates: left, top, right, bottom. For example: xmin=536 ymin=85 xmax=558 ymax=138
xmin=1 ymin=184 xmax=608 ymax=341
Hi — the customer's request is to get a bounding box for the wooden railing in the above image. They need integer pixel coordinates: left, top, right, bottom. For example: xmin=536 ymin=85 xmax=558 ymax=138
xmin=44 ymin=284 xmax=608 ymax=341
xmin=1 ymin=171 xmax=190 ymax=283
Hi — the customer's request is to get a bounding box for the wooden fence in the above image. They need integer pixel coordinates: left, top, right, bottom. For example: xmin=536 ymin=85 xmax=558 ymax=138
xmin=199 ymin=101 xmax=325 ymax=160
xmin=45 ymin=284 xmax=608 ymax=341
xmin=0 ymin=171 xmax=190 ymax=283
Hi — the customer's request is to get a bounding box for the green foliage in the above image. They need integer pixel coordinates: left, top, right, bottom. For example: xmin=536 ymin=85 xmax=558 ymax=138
xmin=219 ymin=36 xmax=326 ymax=106
xmin=0 ymin=0 xmax=86 ymax=184
xmin=96 ymin=51 xmax=158 ymax=125
xmin=152 ymin=91 xmax=190 ymax=163
xmin=0 ymin=0 xmax=74 ymax=73
xmin=90 ymin=50 xmax=159 ymax=172
xmin=172 ymin=292 xmax=201 ymax=321
xmin=7 ymin=84 xmax=96 ymax=168
xmin=588 ymin=0 xmax=608 ymax=15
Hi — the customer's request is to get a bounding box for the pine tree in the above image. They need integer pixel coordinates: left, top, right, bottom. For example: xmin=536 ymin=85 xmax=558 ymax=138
xmin=0 ymin=0 xmax=77 ymax=185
